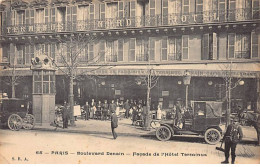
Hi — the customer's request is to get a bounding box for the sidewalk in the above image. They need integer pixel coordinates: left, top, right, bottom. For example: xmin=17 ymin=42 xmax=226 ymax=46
xmin=33 ymin=117 xmax=258 ymax=144
xmin=34 ymin=118 xmax=155 ymax=137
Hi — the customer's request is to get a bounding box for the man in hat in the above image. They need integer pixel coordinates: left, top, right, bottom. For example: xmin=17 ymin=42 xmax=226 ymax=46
xmin=111 ymin=110 xmax=118 ymax=139
xmin=62 ymin=101 xmax=69 ymax=129
xmin=221 ymin=117 xmax=243 ymax=164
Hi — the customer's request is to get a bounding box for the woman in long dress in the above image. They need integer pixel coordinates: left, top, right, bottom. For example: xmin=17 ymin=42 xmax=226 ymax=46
xmin=157 ymin=104 xmax=162 ymax=120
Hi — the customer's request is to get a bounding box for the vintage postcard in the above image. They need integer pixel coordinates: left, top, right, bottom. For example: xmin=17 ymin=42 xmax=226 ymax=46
xmin=0 ymin=0 xmax=259 ymax=164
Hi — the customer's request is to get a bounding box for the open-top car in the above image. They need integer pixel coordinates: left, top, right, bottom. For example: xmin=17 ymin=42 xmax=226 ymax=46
xmin=0 ymin=98 xmax=35 ymax=131
xmin=156 ymin=101 xmax=223 ymax=145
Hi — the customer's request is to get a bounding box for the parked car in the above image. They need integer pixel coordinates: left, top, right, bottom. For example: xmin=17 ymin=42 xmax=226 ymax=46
xmin=0 ymin=98 xmax=35 ymax=131
xmin=155 ymin=101 xmax=223 ymax=145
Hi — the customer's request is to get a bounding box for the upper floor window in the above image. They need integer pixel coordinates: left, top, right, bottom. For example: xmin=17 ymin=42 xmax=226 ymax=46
xmin=136 ymin=37 xmax=148 ymax=62
xmin=228 ymin=33 xmax=251 ymax=59
xmin=35 ymin=8 xmax=44 ymax=24
xmin=16 ymin=10 xmax=25 ymax=25
xmin=78 ymin=5 xmax=89 ymax=21
xmin=16 ymin=44 xmax=25 ymax=65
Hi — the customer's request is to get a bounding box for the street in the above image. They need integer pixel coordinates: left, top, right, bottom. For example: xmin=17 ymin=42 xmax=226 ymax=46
xmin=0 ymin=119 xmax=259 ymax=164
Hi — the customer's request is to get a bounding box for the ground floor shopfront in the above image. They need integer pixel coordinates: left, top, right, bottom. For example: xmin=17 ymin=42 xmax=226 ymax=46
xmin=1 ymin=62 xmax=259 ymax=113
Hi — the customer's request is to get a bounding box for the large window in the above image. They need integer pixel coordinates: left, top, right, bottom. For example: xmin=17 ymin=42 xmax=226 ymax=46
xmin=16 ymin=10 xmax=25 ymax=25
xmin=136 ymin=37 xmax=148 ymax=62
xmin=129 ymin=38 xmax=135 ymax=61
xmin=106 ymin=40 xmax=117 ymax=62
xmin=16 ymin=44 xmax=24 ymax=65
xmin=35 ymin=8 xmax=44 ymax=24
xmin=168 ymin=36 xmax=182 ymax=61
xmin=25 ymin=44 xmax=34 ymax=65
xmin=235 ymin=33 xmax=250 ymax=59
xmin=228 ymin=33 xmax=250 ymax=59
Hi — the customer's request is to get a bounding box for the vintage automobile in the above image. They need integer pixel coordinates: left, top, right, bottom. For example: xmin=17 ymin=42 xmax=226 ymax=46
xmin=156 ymin=101 xmax=223 ymax=145
xmin=0 ymin=98 xmax=35 ymax=131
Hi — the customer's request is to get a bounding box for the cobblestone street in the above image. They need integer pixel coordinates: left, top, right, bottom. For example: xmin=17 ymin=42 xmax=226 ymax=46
xmin=0 ymin=118 xmax=259 ymax=164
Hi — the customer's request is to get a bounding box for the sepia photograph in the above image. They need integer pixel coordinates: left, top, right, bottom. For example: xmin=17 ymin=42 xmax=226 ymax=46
xmin=0 ymin=0 xmax=259 ymax=164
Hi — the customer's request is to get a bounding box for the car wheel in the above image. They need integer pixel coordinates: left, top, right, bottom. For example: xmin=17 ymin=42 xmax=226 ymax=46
xmin=23 ymin=114 xmax=36 ymax=130
xmin=8 ymin=114 xmax=23 ymax=131
xmin=156 ymin=126 xmax=172 ymax=141
xmin=204 ymin=128 xmax=221 ymax=145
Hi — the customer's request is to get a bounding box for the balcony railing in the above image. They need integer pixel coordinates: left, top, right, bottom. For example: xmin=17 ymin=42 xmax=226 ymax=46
xmin=3 ymin=8 xmax=259 ymax=35
xmin=235 ymin=51 xmax=250 ymax=59
xmin=168 ymin=53 xmax=182 ymax=61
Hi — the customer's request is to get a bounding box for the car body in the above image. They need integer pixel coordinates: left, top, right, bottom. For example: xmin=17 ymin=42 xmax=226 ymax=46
xmin=0 ymin=98 xmax=35 ymax=130
xmin=156 ymin=101 xmax=223 ymax=145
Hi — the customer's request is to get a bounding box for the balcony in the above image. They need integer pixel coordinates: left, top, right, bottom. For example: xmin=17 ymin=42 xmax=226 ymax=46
xmin=235 ymin=51 xmax=250 ymax=59
xmin=3 ymin=8 xmax=259 ymax=35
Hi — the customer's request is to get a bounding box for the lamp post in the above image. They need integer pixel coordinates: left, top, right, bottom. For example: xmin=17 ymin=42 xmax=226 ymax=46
xmin=183 ymin=71 xmax=191 ymax=109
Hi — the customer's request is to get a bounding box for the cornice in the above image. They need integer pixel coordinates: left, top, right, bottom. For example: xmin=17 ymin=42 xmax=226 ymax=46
xmin=30 ymin=0 xmax=49 ymax=8
xmin=11 ymin=0 xmax=28 ymax=10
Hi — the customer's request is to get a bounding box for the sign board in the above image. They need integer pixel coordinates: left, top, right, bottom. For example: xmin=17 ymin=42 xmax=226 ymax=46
xmin=74 ymin=105 xmax=81 ymax=116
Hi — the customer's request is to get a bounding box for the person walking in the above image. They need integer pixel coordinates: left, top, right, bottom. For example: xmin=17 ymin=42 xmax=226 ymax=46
xmin=123 ymin=99 xmax=130 ymax=119
xmin=221 ymin=117 xmax=243 ymax=164
xmin=90 ymin=99 xmax=96 ymax=119
xmin=83 ymin=101 xmax=90 ymax=120
xmin=111 ymin=110 xmax=118 ymax=139
xmin=62 ymin=101 xmax=69 ymax=129
xmin=102 ymin=100 xmax=109 ymax=121
xmin=109 ymin=100 xmax=116 ymax=118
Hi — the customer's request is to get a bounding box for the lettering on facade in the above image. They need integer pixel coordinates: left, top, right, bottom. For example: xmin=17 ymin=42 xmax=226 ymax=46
xmin=5 ymin=13 xmax=222 ymax=34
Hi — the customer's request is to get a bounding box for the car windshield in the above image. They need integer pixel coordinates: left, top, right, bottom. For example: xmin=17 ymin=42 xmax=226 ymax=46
xmin=1 ymin=100 xmax=27 ymax=113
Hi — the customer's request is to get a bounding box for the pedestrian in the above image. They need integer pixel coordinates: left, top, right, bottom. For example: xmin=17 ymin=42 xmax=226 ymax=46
xmin=83 ymin=101 xmax=90 ymax=120
xmin=62 ymin=101 xmax=69 ymax=129
xmin=157 ymin=103 xmax=162 ymax=120
xmin=221 ymin=117 xmax=243 ymax=164
xmin=90 ymin=99 xmax=96 ymax=119
xmin=175 ymin=100 xmax=183 ymax=128
xmin=123 ymin=99 xmax=130 ymax=119
xmin=111 ymin=110 xmax=118 ymax=139
xmin=102 ymin=100 xmax=109 ymax=121
xmin=96 ymin=101 xmax=102 ymax=120
xmin=109 ymin=100 xmax=116 ymax=118
xmin=131 ymin=101 xmax=137 ymax=125
xmin=115 ymin=100 xmax=120 ymax=116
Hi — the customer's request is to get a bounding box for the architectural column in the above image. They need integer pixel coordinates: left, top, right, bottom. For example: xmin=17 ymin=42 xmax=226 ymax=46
xmin=257 ymin=78 xmax=260 ymax=112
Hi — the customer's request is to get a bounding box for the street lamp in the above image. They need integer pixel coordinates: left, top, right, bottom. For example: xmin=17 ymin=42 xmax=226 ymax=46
xmin=183 ymin=70 xmax=191 ymax=109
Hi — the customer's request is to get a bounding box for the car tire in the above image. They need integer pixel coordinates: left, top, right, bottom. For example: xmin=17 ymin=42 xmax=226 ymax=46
xmin=204 ymin=128 xmax=221 ymax=145
xmin=156 ymin=126 xmax=172 ymax=141
xmin=8 ymin=114 xmax=23 ymax=131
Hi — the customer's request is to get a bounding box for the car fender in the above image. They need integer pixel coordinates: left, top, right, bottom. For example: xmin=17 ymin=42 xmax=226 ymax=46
xmin=160 ymin=123 xmax=174 ymax=135
xmin=205 ymin=126 xmax=223 ymax=135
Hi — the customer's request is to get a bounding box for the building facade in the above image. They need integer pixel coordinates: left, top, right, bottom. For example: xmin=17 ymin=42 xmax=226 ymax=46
xmin=0 ymin=0 xmax=259 ymax=112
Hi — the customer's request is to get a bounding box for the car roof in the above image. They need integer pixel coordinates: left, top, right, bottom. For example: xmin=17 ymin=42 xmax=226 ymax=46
xmin=1 ymin=98 xmax=26 ymax=101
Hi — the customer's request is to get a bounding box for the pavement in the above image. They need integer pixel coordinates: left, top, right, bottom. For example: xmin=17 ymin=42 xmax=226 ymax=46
xmin=33 ymin=117 xmax=259 ymax=144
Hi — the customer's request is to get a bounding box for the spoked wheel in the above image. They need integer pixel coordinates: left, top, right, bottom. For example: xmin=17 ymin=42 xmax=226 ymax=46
xmin=156 ymin=126 xmax=172 ymax=141
xmin=23 ymin=114 xmax=36 ymax=130
xmin=204 ymin=128 xmax=221 ymax=145
xmin=8 ymin=114 xmax=23 ymax=131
